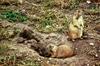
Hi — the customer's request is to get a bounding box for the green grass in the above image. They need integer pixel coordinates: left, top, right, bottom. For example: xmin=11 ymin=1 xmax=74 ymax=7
xmin=0 ymin=10 xmax=28 ymax=22
xmin=37 ymin=10 xmax=56 ymax=33
xmin=42 ymin=0 xmax=55 ymax=9
xmin=36 ymin=10 xmax=69 ymax=33
xmin=42 ymin=0 xmax=86 ymax=9
xmin=68 ymin=0 xmax=85 ymax=9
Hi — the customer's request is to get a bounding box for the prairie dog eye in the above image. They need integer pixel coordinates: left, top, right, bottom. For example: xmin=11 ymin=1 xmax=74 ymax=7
xmin=74 ymin=25 xmax=78 ymax=28
xmin=47 ymin=44 xmax=57 ymax=52
xmin=80 ymin=24 xmax=82 ymax=26
xmin=47 ymin=44 xmax=55 ymax=50
xmin=49 ymin=45 xmax=54 ymax=50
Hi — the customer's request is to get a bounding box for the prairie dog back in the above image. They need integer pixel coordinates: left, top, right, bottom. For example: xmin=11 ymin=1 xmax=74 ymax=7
xmin=49 ymin=44 xmax=73 ymax=58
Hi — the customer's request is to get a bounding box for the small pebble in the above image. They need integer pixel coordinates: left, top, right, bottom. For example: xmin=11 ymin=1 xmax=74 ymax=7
xmin=46 ymin=25 xmax=51 ymax=28
xmin=49 ymin=58 xmax=52 ymax=60
xmin=89 ymin=43 xmax=94 ymax=46
xmin=47 ymin=61 xmax=49 ymax=63
xmin=87 ymin=64 xmax=90 ymax=66
xmin=86 ymin=0 xmax=91 ymax=4
xmin=17 ymin=37 xmax=25 ymax=43
xmin=24 ymin=41 xmax=28 ymax=44
xmin=28 ymin=40 xmax=34 ymax=43
xmin=95 ymin=54 xmax=98 ymax=57
xmin=72 ymin=39 xmax=75 ymax=42
xmin=38 ymin=58 xmax=41 ymax=61
xmin=22 ymin=9 xmax=25 ymax=12
xmin=98 ymin=50 xmax=100 ymax=52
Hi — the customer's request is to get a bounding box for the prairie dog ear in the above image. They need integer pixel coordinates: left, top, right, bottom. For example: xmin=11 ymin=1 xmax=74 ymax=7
xmin=47 ymin=44 xmax=54 ymax=50
xmin=47 ymin=44 xmax=57 ymax=52
xmin=74 ymin=9 xmax=84 ymax=18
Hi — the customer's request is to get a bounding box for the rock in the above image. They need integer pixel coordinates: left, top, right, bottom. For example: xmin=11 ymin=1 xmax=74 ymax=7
xmin=95 ymin=54 xmax=98 ymax=57
xmin=17 ymin=37 xmax=25 ymax=43
xmin=17 ymin=37 xmax=24 ymax=43
xmin=27 ymin=39 xmax=37 ymax=43
xmin=89 ymin=43 xmax=94 ymax=46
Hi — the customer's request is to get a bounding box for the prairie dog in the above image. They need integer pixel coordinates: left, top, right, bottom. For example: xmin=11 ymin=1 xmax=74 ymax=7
xmin=48 ymin=44 xmax=73 ymax=58
xmin=68 ymin=9 xmax=84 ymax=40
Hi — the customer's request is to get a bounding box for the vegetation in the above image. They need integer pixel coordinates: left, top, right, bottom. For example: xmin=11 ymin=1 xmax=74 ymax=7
xmin=0 ymin=43 xmax=41 ymax=66
xmin=0 ymin=27 xmax=14 ymax=40
xmin=0 ymin=10 xmax=28 ymax=22
xmin=37 ymin=10 xmax=68 ymax=33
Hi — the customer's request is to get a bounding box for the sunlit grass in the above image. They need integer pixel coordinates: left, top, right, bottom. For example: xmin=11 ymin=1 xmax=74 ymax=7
xmin=0 ymin=10 xmax=28 ymax=22
xmin=36 ymin=10 xmax=69 ymax=33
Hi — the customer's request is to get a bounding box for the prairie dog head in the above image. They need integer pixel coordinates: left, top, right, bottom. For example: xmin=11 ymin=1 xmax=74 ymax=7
xmin=74 ymin=9 xmax=83 ymax=19
xmin=47 ymin=44 xmax=57 ymax=53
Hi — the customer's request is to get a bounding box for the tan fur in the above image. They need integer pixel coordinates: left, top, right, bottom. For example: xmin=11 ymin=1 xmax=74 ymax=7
xmin=50 ymin=44 xmax=73 ymax=58
xmin=68 ymin=9 xmax=84 ymax=40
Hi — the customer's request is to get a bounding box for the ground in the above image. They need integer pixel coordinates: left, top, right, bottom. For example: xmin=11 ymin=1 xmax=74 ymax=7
xmin=0 ymin=0 xmax=100 ymax=66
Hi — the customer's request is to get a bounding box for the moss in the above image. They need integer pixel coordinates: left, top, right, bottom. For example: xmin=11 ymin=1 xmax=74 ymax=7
xmin=0 ymin=10 xmax=28 ymax=22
